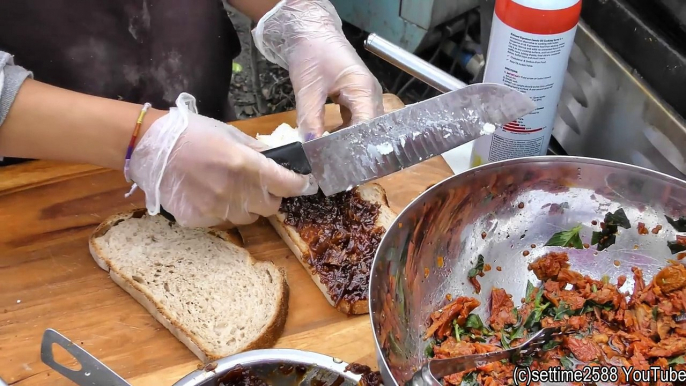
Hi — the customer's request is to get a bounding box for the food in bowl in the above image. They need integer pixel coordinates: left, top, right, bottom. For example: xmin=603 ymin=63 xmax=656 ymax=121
xmin=424 ymin=214 xmax=686 ymax=385
xmin=217 ymin=365 xmax=271 ymax=386
xmin=427 ymin=253 xmax=686 ymax=385
xmin=345 ymin=363 xmax=384 ymax=386
xmin=217 ymin=363 xmax=384 ymax=386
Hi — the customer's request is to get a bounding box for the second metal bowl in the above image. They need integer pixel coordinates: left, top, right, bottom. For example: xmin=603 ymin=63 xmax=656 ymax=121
xmin=41 ymin=328 xmax=363 ymax=386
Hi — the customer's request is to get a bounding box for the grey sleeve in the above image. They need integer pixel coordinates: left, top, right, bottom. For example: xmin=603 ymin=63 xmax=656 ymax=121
xmin=0 ymin=50 xmax=33 ymax=128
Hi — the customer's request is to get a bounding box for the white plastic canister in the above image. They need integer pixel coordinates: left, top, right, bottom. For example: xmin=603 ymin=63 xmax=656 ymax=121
xmin=470 ymin=0 xmax=582 ymax=167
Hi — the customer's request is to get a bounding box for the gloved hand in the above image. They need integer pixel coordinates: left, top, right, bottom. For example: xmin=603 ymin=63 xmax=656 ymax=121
xmin=128 ymin=93 xmax=318 ymax=228
xmin=252 ymin=0 xmax=384 ymax=140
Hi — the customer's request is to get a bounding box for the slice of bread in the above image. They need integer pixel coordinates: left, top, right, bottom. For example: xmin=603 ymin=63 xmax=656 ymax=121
xmin=257 ymin=124 xmax=396 ymax=315
xmin=89 ymin=209 xmax=288 ymax=363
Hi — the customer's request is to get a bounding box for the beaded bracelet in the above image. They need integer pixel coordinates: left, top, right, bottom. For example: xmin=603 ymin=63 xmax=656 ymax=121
xmin=123 ymin=103 xmax=152 ymax=183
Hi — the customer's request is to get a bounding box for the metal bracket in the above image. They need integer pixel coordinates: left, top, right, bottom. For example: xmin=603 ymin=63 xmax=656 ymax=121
xmin=41 ymin=329 xmax=131 ymax=386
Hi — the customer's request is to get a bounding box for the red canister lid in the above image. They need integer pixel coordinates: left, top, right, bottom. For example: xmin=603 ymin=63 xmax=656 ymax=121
xmin=495 ymin=0 xmax=582 ymax=35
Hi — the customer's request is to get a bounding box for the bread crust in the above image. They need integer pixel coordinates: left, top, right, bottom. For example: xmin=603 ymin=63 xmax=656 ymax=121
xmin=269 ymin=183 xmax=396 ymax=315
xmin=88 ymin=209 xmax=288 ymax=363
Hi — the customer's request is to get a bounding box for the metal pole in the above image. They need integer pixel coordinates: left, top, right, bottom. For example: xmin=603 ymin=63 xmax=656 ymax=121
xmin=364 ymin=33 xmax=467 ymax=93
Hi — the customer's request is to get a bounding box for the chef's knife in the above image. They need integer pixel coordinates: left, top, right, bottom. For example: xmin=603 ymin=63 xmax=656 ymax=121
xmin=262 ymin=82 xmax=536 ymax=197
xmin=157 ymin=83 xmax=534 ymax=222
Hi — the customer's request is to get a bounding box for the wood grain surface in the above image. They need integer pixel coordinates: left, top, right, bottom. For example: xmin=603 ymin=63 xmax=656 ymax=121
xmin=0 ymin=94 xmax=453 ymax=385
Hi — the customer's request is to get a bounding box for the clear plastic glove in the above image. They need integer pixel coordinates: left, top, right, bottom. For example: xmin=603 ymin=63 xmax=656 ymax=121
xmin=128 ymin=93 xmax=318 ymax=228
xmin=252 ymin=0 xmax=384 ymax=140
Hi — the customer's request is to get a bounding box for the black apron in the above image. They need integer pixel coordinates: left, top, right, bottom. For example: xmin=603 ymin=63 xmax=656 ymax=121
xmin=0 ymin=0 xmax=241 ymax=166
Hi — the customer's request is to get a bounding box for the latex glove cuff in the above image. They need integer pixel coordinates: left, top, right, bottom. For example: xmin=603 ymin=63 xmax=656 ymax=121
xmin=128 ymin=93 xmax=196 ymax=216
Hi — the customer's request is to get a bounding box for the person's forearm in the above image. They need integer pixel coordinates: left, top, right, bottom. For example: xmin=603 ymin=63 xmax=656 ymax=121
xmin=0 ymin=79 xmax=165 ymax=170
xmin=228 ymin=0 xmax=280 ymax=22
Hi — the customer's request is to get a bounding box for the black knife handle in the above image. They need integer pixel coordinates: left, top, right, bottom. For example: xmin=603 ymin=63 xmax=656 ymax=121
xmin=159 ymin=206 xmax=176 ymax=223
xmin=157 ymin=142 xmax=311 ymax=224
xmin=261 ymin=142 xmax=312 ymax=175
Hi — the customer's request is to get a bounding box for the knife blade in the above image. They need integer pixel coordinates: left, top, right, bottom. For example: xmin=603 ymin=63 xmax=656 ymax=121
xmin=262 ymin=83 xmax=535 ymax=196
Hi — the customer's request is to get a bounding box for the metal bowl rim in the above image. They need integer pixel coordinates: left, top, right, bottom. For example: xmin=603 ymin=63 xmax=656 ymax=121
xmin=172 ymin=348 xmax=361 ymax=386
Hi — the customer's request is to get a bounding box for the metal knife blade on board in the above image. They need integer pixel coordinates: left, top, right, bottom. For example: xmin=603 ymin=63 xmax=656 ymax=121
xmin=262 ymin=82 xmax=536 ymax=196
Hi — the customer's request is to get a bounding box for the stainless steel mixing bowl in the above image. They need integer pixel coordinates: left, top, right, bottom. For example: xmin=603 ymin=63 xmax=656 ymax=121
xmin=369 ymin=156 xmax=686 ymax=386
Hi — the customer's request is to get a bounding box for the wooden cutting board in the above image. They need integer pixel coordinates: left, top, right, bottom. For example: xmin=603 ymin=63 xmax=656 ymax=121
xmin=0 ymin=94 xmax=453 ymax=385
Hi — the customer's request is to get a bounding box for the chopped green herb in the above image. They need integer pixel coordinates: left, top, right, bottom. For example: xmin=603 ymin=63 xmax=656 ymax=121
xmin=466 ymin=319 xmax=495 ymax=339
xmin=468 ymin=255 xmax=485 ymax=278
xmin=492 ymin=281 xmax=555 ymax=351
xmin=669 ymin=356 xmax=685 ymax=365
xmin=522 ymin=311 xmax=537 ymax=330
xmin=592 ymin=209 xmax=631 ymax=251
xmin=553 ymin=301 xmax=574 ymax=321
xmin=545 ymin=224 xmax=584 ymax=249
xmin=424 ymin=341 xmax=435 ymax=358
xmin=668 ymin=240 xmax=686 ymax=255
xmin=653 ymin=306 xmax=659 ymax=321
xmin=559 ymin=355 xmax=574 ymax=369
xmin=595 ymin=234 xmax=617 ymax=251
xmin=578 ymin=304 xmax=592 ymax=315
xmin=460 ymin=372 xmax=478 ymax=386
xmin=517 ymin=355 xmax=534 ymax=367
xmin=470 ymin=335 xmax=488 ymax=343
xmin=578 ymin=300 xmax=614 ymax=315
xmin=606 ymin=208 xmax=631 ymax=229
xmin=523 ymin=302 xmax=549 ymax=330
xmin=510 ymin=327 xmax=525 ymax=341
xmin=465 ymin=314 xmax=485 ymax=330
xmin=591 ymin=284 xmax=598 ymax=293
xmin=534 ymin=285 xmax=544 ymax=306
xmin=666 ymin=216 xmax=686 ymax=232
xmin=525 ymin=280 xmax=535 ymax=301
xmin=542 ymin=340 xmax=560 ymax=351
xmin=601 ymin=275 xmax=610 ymax=285
xmin=500 ymin=333 xmax=511 ymax=349
xmin=453 ymin=320 xmax=465 ymax=340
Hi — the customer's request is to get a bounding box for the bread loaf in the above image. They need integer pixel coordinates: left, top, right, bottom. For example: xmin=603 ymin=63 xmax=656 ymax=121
xmin=89 ymin=209 xmax=288 ymax=363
